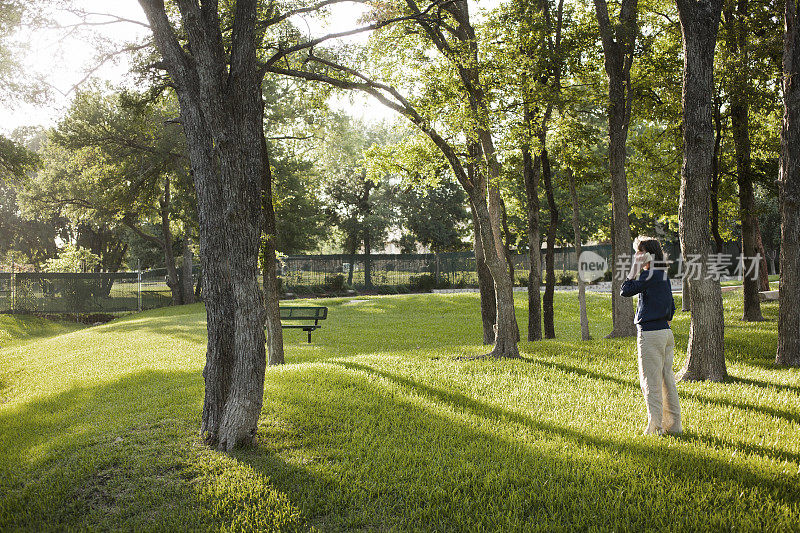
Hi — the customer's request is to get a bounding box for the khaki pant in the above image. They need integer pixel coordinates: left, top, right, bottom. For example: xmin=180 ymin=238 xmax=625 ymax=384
xmin=637 ymin=328 xmax=682 ymax=435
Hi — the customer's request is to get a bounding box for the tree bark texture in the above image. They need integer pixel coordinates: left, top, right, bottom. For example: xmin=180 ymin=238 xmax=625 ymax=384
xmin=523 ymin=118 xmax=543 ymax=342
xmin=568 ymin=168 xmax=592 ymax=341
xmin=478 ymin=136 xmax=520 ymax=348
xmin=711 ymin=95 xmax=725 ymax=254
xmin=469 ymin=181 xmax=520 ymax=358
xmin=471 ymin=204 xmax=497 ymax=344
xmin=677 ymin=0 xmax=727 ymax=381
xmin=542 ymin=149 xmax=557 ymax=339
xmin=731 ymin=98 xmax=764 ymax=320
xmin=501 ymin=199 xmax=515 ymax=284
xmin=725 ymin=0 xmax=764 ymax=321
xmin=140 ymin=0 xmax=268 ymax=449
xmin=777 ymin=0 xmax=800 ymax=367
xmin=182 ymin=232 xmax=195 ymax=304
xmin=753 ymin=216 xmax=770 ymax=291
xmin=468 ymin=149 xmax=497 ymax=344
xmin=261 ymin=134 xmax=285 ymax=366
xmin=594 ymin=0 xmax=638 ymax=338
xmin=681 ymin=275 xmax=691 ymax=311
xmin=160 ymin=178 xmax=183 ymax=305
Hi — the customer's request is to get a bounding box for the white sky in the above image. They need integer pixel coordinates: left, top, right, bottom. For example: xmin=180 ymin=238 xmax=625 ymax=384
xmin=0 ymin=0 xmax=400 ymax=135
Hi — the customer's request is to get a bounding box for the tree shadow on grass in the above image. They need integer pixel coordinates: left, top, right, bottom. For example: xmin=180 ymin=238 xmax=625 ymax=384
xmin=521 ymin=356 xmax=800 ymax=422
xmin=727 ymin=375 xmax=800 ymax=396
xmin=0 ymin=370 xmax=302 ymax=532
xmin=517 ymin=356 xmax=800 ymax=462
xmin=233 ymin=359 xmax=800 ymax=530
xmin=93 ymin=311 xmax=208 ymax=347
xmin=3 ymin=363 xmax=798 ymax=531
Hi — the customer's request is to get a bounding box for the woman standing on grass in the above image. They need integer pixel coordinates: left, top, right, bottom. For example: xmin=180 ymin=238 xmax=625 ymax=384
xmin=621 ymin=236 xmax=682 ymax=436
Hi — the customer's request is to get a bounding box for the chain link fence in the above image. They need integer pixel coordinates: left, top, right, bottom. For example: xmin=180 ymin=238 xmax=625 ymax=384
xmin=2 ymin=242 xmax=747 ymax=314
xmin=0 ymin=268 xmax=181 ymax=315
xmin=278 ymin=244 xmax=619 ymax=292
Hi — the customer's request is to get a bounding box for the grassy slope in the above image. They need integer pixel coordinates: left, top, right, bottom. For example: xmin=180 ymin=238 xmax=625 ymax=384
xmin=0 ymin=294 xmax=798 ymax=531
xmin=0 ymin=314 xmax=84 ymax=347
xmin=0 ymin=315 xmax=85 ymax=405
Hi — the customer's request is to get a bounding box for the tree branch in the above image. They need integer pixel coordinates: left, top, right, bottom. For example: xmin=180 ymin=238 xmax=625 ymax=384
xmin=122 ymin=215 xmax=165 ymax=247
xmin=269 ymin=63 xmax=474 ymax=193
xmin=262 ymin=0 xmax=446 ymax=70
xmin=55 ymin=9 xmax=151 ymax=29
xmin=259 ymin=0 xmax=363 ymax=27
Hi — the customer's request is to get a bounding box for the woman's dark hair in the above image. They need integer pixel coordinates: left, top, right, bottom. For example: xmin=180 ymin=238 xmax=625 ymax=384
xmin=634 ymin=236 xmax=668 ymax=268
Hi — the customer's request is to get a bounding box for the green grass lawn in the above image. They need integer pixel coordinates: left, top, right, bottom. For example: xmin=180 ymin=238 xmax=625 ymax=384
xmin=0 ymin=293 xmax=798 ymax=531
xmin=719 ymin=273 xmax=780 ymax=287
xmin=0 ymin=313 xmax=85 ymax=348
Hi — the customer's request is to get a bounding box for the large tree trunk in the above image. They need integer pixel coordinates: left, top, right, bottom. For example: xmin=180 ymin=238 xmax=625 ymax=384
xmin=468 ymin=149 xmax=496 ymax=344
xmin=777 ymin=0 xmax=800 ymax=367
xmin=470 ymin=204 xmax=497 ymax=344
xmin=753 ymin=216 xmax=770 ymax=291
xmin=160 ymin=178 xmax=183 ymax=305
xmin=500 ymin=198 xmax=515 ymax=284
xmin=542 ymin=149 xmax=557 ymax=339
xmin=731 ymin=98 xmax=764 ymax=321
xmin=194 ymin=272 xmax=202 ymax=301
xmin=568 ymin=168 xmax=591 ymax=340
xmin=261 ymin=134 xmax=284 ymax=366
xmin=478 ymin=132 xmax=520 ymax=347
xmin=469 ymin=182 xmax=520 ymax=358
xmin=676 ymin=0 xmax=727 ymax=382
xmin=523 ymin=114 xmax=543 ymax=341
xmin=182 ymin=231 xmax=195 ymax=305
xmin=604 ymin=61 xmax=637 ymax=339
xmin=681 ymin=275 xmax=691 ymax=311
xmin=725 ymin=0 xmax=763 ymax=321
xmin=710 ymin=94 xmax=725 ymax=254
xmin=140 ymin=0 xmax=268 ymax=450
xmin=594 ymin=0 xmax=638 ymax=338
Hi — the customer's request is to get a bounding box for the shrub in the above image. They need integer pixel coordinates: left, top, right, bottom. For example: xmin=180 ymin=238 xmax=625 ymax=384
xmin=557 ymin=272 xmax=575 ymax=286
xmin=293 ymin=285 xmax=310 ymax=295
xmin=603 ymin=269 xmax=613 ymax=282
xmin=376 ymin=286 xmax=399 ymax=295
xmin=323 ymin=274 xmax=346 ymax=292
xmin=409 ymin=274 xmax=436 ymax=292
xmin=60 ymin=278 xmax=95 ymax=313
xmin=408 ymin=275 xmax=453 ymax=292
xmin=517 ymin=276 xmax=529 ymax=287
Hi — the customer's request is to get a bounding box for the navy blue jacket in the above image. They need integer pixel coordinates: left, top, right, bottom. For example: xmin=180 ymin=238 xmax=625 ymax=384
xmin=620 ymin=268 xmax=675 ymax=331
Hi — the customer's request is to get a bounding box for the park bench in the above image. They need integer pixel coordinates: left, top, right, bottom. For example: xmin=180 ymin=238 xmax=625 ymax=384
xmin=759 ymin=290 xmax=779 ymax=302
xmin=276 ymin=306 xmax=328 ymax=343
